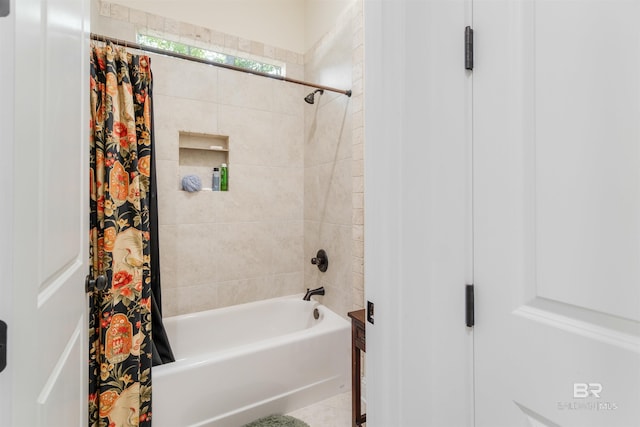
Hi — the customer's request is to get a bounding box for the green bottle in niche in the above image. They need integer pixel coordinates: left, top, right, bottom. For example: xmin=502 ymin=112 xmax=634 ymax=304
xmin=220 ymin=163 xmax=228 ymax=191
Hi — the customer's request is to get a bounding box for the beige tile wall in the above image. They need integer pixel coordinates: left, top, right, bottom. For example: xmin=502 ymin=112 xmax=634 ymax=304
xmin=93 ymin=0 xmax=363 ymax=317
xmin=351 ymin=1 xmax=365 ymax=312
xmin=153 ymin=59 xmax=305 ymax=316
xmin=304 ymin=0 xmax=364 ymax=317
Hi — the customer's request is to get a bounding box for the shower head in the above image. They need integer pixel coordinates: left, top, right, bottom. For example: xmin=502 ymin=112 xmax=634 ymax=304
xmin=304 ymin=89 xmax=324 ymax=104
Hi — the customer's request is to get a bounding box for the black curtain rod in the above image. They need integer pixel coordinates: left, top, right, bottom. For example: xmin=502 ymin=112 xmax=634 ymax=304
xmin=90 ymin=33 xmax=352 ymax=97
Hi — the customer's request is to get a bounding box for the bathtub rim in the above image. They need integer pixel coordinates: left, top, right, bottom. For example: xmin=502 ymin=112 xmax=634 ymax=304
xmin=153 ymin=294 xmax=349 ymax=377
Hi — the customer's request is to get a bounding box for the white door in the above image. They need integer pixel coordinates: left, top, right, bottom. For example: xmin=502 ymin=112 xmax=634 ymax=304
xmin=364 ymin=0 xmax=474 ymax=425
xmin=0 ymin=0 xmax=15 ymax=423
xmin=1 ymin=0 xmax=89 ymax=426
xmin=474 ymin=0 xmax=640 ymax=426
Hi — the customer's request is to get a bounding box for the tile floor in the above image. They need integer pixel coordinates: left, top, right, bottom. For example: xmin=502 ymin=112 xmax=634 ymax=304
xmin=287 ymin=391 xmax=354 ymax=427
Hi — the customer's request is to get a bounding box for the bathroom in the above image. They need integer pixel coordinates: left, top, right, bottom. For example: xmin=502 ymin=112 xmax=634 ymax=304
xmin=90 ymin=0 xmax=364 ymax=322
xmin=3 ymin=0 xmax=640 ymax=426
xmin=93 ymin=0 xmax=364 ymax=425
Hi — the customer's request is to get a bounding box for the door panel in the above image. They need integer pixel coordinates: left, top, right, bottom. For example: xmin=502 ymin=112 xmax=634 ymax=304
xmin=534 ymin=0 xmax=640 ymax=321
xmin=42 ymin=0 xmax=87 ymax=286
xmin=516 ymin=402 xmax=561 ymax=427
xmin=36 ymin=0 xmax=89 ymax=423
xmin=474 ymin=0 xmax=640 ymax=426
xmin=11 ymin=0 xmax=89 ymax=425
xmin=36 ymin=319 xmax=84 ymax=425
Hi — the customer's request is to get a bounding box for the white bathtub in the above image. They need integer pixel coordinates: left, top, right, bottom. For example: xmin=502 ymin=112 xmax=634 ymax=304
xmin=152 ymin=295 xmax=351 ymax=427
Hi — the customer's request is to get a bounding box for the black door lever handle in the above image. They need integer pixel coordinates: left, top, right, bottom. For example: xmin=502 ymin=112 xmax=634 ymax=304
xmin=85 ymin=275 xmax=107 ymax=293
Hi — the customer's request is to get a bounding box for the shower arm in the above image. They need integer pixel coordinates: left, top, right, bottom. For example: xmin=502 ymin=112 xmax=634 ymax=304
xmin=90 ymin=33 xmax=352 ymax=98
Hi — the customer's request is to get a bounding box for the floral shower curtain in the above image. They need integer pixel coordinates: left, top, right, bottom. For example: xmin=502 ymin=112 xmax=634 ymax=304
xmin=88 ymin=42 xmax=154 ymax=427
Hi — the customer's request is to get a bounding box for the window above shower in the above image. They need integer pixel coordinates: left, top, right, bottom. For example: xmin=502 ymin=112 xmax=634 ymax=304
xmin=137 ymin=34 xmax=284 ymax=76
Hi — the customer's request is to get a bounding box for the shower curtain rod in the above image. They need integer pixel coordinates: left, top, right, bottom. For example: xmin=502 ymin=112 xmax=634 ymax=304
xmin=90 ymin=33 xmax=352 ymax=97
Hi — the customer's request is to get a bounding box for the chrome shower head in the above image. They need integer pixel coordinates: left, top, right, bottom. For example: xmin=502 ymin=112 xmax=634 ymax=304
xmin=304 ymin=89 xmax=324 ymax=104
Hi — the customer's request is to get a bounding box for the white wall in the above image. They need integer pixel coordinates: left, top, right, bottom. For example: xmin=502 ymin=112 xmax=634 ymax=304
xmin=304 ymin=0 xmax=354 ymax=53
xmin=107 ymin=0 xmax=353 ymax=53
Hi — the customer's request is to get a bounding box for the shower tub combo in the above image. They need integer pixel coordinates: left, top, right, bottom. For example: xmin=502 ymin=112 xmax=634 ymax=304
xmin=153 ymin=295 xmax=351 ymax=427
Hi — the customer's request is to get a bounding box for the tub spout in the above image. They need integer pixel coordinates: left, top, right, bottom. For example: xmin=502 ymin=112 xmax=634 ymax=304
xmin=303 ymin=286 xmax=325 ymax=301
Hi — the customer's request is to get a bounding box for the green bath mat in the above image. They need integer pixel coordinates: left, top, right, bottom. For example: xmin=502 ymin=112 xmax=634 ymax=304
xmin=242 ymin=414 xmax=310 ymax=427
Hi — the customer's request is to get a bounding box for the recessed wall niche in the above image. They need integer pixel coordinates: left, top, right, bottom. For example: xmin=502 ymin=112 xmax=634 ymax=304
xmin=178 ymin=132 xmax=229 ymax=191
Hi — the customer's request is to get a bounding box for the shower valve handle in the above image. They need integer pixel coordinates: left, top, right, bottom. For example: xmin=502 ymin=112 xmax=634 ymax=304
xmin=310 ymin=249 xmax=328 ymax=272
